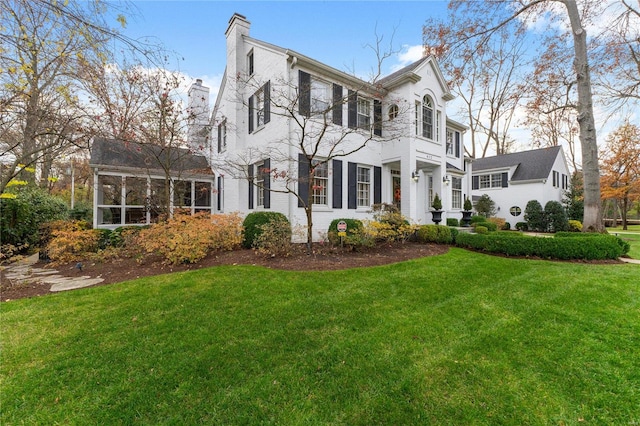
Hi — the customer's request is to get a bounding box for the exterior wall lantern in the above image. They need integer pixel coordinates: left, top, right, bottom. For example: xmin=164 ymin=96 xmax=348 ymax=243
xmin=411 ymin=170 xmax=420 ymax=182
xmin=443 ymin=175 xmax=450 ymax=185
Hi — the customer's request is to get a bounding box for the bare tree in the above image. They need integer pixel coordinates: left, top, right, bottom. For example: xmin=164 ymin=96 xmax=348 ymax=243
xmin=423 ymin=12 xmax=530 ymax=158
xmin=435 ymin=0 xmax=605 ymax=231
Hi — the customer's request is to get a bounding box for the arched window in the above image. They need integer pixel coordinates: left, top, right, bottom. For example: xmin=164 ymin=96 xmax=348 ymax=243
xmin=422 ymin=95 xmax=433 ymax=139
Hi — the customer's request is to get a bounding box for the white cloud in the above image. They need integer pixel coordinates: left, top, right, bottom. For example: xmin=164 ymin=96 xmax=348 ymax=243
xmin=390 ymin=44 xmax=425 ymax=72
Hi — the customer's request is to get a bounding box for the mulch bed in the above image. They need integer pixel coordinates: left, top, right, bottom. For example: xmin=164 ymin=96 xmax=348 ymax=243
xmin=0 ymin=242 xmax=449 ymax=302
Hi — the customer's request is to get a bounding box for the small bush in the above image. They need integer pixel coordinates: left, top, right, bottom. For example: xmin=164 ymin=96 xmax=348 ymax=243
xmin=470 ymin=215 xmax=486 ymax=224
xmin=475 ymin=225 xmax=489 ymax=234
xmin=568 ymin=220 xmax=582 ymax=232
xmin=524 ymin=200 xmax=545 ymax=232
xmin=473 ymin=221 xmax=497 ymax=232
xmin=502 ymin=222 xmax=511 ymax=230
xmin=253 ymin=218 xmax=292 ymax=257
xmin=447 ymin=218 xmax=459 ymax=227
xmin=328 ymin=218 xmax=367 ymax=247
xmin=138 ymin=212 xmax=243 ymax=264
xmin=455 ymin=232 xmax=628 ymax=260
xmin=242 ymin=212 xmax=289 ymax=249
xmin=46 ymin=228 xmax=101 ymax=263
xmin=368 ymin=203 xmax=417 ymax=242
xmin=516 ymin=222 xmax=528 ymax=231
xmin=487 ymin=217 xmax=506 ymax=230
xmin=449 ymin=227 xmax=459 ymax=244
xmin=545 ymin=200 xmax=569 ymax=232
xmin=417 ymin=225 xmax=453 ymax=244
xmin=1 ymin=188 xmax=68 ymax=251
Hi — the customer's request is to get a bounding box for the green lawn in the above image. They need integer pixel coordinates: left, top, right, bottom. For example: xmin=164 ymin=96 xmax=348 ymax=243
xmin=2 ymin=248 xmax=639 ymax=425
xmin=607 ymin=225 xmax=640 ymax=259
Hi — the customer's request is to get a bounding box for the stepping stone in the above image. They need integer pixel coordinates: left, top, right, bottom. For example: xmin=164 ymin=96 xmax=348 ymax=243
xmin=50 ymin=278 xmax=104 ymax=292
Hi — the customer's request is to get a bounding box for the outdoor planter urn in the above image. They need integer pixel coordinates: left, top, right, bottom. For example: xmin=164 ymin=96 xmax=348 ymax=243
xmin=461 ymin=197 xmax=473 ymax=227
xmin=431 ymin=193 xmax=443 ymax=225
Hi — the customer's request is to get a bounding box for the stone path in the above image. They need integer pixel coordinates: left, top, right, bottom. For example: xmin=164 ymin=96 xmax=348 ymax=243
xmin=2 ymin=253 xmax=104 ymax=292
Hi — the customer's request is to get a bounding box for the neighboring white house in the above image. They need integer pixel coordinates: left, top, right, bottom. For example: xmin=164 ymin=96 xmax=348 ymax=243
xmin=194 ymin=13 xmax=469 ymax=240
xmin=470 ymin=146 xmax=570 ymax=228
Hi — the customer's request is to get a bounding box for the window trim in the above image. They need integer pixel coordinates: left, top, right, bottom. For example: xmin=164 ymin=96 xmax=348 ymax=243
xmin=422 ymin=95 xmax=434 ymax=139
xmin=311 ymin=159 xmax=329 ymax=206
xmin=357 ymin=96 xmax=371 ymax=129
xmin=247 ymin=49 xmax=254 ymax=76
xmin=451 ymin=176 xmax=462 ymax=209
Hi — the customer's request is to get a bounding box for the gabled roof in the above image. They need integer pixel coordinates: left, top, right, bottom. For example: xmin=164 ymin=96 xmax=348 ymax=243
xmin=89 ymin=138 xmax=212 ymax=176
xmin=472 ymin=146 xmax=563 ymax=182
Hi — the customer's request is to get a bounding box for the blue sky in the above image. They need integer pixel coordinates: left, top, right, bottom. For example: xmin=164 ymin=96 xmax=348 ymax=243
xmin=122 ymin=1 xmax=448 ymax=88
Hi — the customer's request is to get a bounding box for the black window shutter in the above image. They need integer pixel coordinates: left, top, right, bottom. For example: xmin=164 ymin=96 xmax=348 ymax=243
xmin=501 ymin=172 xmax=508 ymax=188
xmin=332 ymin=159 xmax=342 ymax=208
xmin=347 ymin=162 xmax=357 ymax=209
xmin=263 ymin=81 xmax=270 ymax=124
xmin=332 ymin=84 xmax=343 ymax=125
xmin=348 ymin=90 xmax=357 ymax=129
xmin=299 ymin=71 xmax=311 ymax=117
xmin=455 ymin=131 xmax=461 ymax=158
xmin=248 ymin=95 xmax=254 ymax=133
xmin=217 ymin=176 xmax=222 ymax=210
xmin=374 ymin=166 xmax=382 ymax=204
xmin=472 ymin=175 xmax=479 ymax=190
xmin=298 ymin=153 xmax=309 ymax=208
xmin=263 ymin=158 xmax=271 ymax=208
xmin=248 ymin=164 xmax=254 ymax=209
xmin=217 ymin=124 xmax=222 ymax=152
xmin=373 ymin=100 xmax=382 ymax=136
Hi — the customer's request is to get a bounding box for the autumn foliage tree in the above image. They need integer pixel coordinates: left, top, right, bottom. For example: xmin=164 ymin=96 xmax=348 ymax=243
xmin=599 ymin=121 xmax=640 ymax=230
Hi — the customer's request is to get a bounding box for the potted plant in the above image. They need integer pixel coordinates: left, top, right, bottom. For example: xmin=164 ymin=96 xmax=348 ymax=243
xmin=431 ymin=193 xmax=443 ymax=225
xmin=461 ymin=197 xmax=473 ymax=227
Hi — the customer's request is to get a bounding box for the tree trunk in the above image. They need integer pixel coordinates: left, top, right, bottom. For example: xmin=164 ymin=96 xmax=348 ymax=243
xmin=563 ymin=0 xmax=604 ymax=232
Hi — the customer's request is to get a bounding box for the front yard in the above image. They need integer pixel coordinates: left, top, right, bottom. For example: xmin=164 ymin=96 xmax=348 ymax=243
xmin=2 ymin=248 xmax=638 ymax=425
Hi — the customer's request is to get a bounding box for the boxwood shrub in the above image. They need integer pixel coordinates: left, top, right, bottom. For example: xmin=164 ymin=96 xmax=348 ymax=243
xmin=473 ymin=221 xmax=497 ymax=232
xmin=455 ymin=232 xmax=628 ymax=260
xmin=242 ymin=212 xmax=290 ymax=249
xmin=417 ymin=225 xmax=453 ymax=244
xmin=446 ymin=218 xmax=459 ymax=227
xmin=327 ymin=218 xmax=366 ymax=247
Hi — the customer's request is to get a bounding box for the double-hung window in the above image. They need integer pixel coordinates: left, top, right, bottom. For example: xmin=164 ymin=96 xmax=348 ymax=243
xmin=218 ymin=120 xmax=227 ymax=153
xmin=311 ymin=78 xmax=331 ymax=114
xmin=422 ymin=95 xmax=434 ymax=139
xmin=312 ymin=160 xmax=329 ymax=206
xmin=452 ymin=177 xmax=462 ymax=209
xmin=256 ymin=161 xmax=265 ymax=207
xmin=446 ymin=130 xmax=454 ymax=155
xmin=357 ymin=166 xmax=371 ymax=207
xmin=249 ymin=81 xmax=270 ymax=133
xmin=357 ymin=98 xmax=371 ymax=129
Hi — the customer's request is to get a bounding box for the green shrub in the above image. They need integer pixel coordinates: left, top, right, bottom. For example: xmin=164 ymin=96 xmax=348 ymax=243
xmin=242 ymin=212 xmax=289 ymax=249
xmin=447 ymin=218 xmax=459 ymax=227
xmin=516 ymin=222 xmax=528 ymax=231
xmin=545 ymin=200 xmax=569 ymax=232
xmin=417 ymin=225 xmax=453 ymax=244
xmin=502 ymin=222 xmax=511 ymax=230
xmin=568 ymin=220 xmax=582 ymax=232
xmin=449 ymin=227 xmax=459 ymax=244
xmin=524 ymin=200 xmax=545 ymax=232
xmin=253 ymin=218 xmax=292 ymax=257
xmin=470 ymin=215 xmax=486 ymax=224
xmin=473 ymin=221 xmax=497 ymax=232
xmin=475 ymin=194 xmax=496 ymax=217
xmin=475 ymin=225 xmax=489 ymax=234
xmin=69 ymin=202 xmax=92 ymax=222
xmin=455 ymin=232 xmax=628 ymax=260
xmin=1 ymin=187 xmax=68 ymax=251
xmin=328 ymin=218 xmax=371 ymax=248
xmin=367 ymin=203 xmax=416 ymax=242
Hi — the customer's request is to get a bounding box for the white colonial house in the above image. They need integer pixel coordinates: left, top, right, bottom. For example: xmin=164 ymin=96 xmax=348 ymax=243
xmin=194 ymin=13 xmax=469 ymax=240
xmin=470 ymin=146 xmax=571 ymax=228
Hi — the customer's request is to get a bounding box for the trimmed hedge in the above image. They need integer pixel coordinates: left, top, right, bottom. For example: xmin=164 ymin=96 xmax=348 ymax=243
xmin=417 ymin=225 xmax=453 ymax=244
xmin=242 ymin=212 xmax=290 ymax=249
xmin=455 ymin=232 xmax=629 ymax=260
xmin=473 ymin=221 xmax=497 ymax=232
xmin=446 ymin=218 xmax=459 ymax=227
